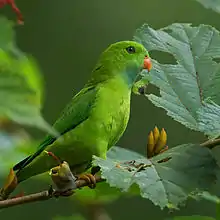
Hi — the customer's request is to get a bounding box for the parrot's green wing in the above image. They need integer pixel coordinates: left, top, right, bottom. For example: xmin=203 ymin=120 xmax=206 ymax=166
xmin=13 ymin=85 xmax=98 ymax=171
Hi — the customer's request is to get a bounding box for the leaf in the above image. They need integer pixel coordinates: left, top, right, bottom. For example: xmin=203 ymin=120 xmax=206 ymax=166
xmin=93 ymin=145 xmax=217 ymax=209
xmin=0 ymin=17 xmax=58 ymax=135
xmin=168 ymin=216 xmax=215 ymax=220
xmin=0 ymin=49 xmax=56 ymax=134
xmin=134 ymin=23 xmax=220 ymax=137
xmin=195 ymin=0 xmax=220 ymax=14
xmin=197 ymin=101 xmax=220 ymax=138
xmin=73 ymin=147 xmax=140 ymax=204
xmin=193 ymin=191 xmax=220 ymax=204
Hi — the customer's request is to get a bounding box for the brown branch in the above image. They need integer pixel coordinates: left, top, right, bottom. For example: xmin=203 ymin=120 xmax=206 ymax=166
xmin=0 ymin=175 xmax=103 ymax=209
xmin=1 ymin=135 xmax=219 ymax=210
xmin=200 ymin=138 xmax=220 ymax=149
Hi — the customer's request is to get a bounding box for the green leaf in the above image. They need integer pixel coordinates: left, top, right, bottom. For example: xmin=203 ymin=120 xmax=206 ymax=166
xmin=73 ymin=147 xmax=141 ymax=204
xmin=197 ymin=101 xmax=220 ymax=138
xmin=168 ymin=216 xmax=215 ymax=220
xmin=0 ymin=17 xmax=58 ymax=135
xmin=195 ymin=0 xmax=220 ymax=14
xmin=193 ymin=191 xmax=220 ymax=204
xmin=0 ymin=49 xmax=56 ymax=134
xmin=134 ymin=23 xmax=220 ymax=137
xmin=93 ymin=145 xmax=217 ymax=209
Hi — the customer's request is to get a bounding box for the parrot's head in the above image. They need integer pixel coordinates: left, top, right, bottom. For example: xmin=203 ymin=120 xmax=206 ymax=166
xmin=90 ymin=41 xmax=152 ymax=86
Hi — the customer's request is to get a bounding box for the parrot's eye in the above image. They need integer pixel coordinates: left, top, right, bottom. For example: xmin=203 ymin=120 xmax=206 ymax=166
xmin=126 ymin=46 xmax=136 ymax=54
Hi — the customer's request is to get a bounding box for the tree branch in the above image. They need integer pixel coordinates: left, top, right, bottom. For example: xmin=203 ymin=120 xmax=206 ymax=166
xmin=0 ymin=136 xmax=219 ymax=210
xmin=0 ymin=175 xmax=103 ymax=209
xmin=200 ymin=138 xmax=220 ymax=149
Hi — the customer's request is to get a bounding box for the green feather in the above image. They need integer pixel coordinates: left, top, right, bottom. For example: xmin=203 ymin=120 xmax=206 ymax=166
xmin=11 ymin=41 xmax=149 ymax=183
xmin=14 ymin=85 xmax=97 ymax=172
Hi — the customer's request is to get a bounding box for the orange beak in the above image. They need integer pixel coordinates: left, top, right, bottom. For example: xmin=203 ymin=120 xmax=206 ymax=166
xmin=143 ymin=56 xmax=152 ymax=72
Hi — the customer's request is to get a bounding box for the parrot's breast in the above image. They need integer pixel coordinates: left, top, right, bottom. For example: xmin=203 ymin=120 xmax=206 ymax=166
xmin=90 ymin=76 xmax=131 ymax=152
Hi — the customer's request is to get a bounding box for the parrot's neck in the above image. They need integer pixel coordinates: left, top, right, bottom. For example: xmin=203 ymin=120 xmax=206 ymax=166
xmin=87 ymin=64 xmax=141 ymax=89
xmin=121 ymin=65 xmax=141 ymax=88
xmin=101 ymin=74 xmax=132 ymax=97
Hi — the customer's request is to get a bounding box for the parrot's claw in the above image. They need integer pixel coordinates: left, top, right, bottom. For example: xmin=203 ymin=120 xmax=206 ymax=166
xmin=77 ymin=173 xmax=96 ymax=189
xmin=48 ymin=185 xmax=54 ymax=196
xmin=48 ymin=185 xmax=74 ymax=197
xmin=147 ymin=126 xmax=168 ymax=158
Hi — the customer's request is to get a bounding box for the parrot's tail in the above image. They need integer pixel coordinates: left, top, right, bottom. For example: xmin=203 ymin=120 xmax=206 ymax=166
xmin=0 ymin=168 xmax=18 ymax=200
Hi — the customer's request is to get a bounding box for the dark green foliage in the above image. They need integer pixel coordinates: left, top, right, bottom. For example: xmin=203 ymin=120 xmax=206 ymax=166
xmin=0 ymin=16 xmax=57 ymax=135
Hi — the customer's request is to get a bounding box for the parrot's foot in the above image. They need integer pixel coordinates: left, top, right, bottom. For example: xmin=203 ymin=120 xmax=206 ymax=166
xmin=47 ymin=185 xmax=74 ymax=198
xmin=77 ymin=173 xmax=96 ymax=189
xmin=53 ymin=189 xmax=74 ymax=197
xmin=147 ymin=126 xmax=168 ymax=158
xmin=49 ymin=161 xmax=77 ymax=195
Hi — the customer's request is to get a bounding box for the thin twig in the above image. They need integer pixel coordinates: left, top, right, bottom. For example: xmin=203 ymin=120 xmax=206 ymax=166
xmin=0 ymin=175 xmax=103 ymax=209
xmin=200 ymin=138 xmax=220 ymax=149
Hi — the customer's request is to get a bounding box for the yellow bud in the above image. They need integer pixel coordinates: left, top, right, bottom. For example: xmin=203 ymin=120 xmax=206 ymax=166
xmin=154 ymin=128 xmax=167 ymax=154
xmin=147 ymin=131 xmax=155 ymax=158
xmin=153 ymin=126 xmax=160 ymax=144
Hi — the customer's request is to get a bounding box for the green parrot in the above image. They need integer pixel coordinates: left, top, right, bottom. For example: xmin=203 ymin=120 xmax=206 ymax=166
xmin=1 ymin=41 xmax=151 ymax=197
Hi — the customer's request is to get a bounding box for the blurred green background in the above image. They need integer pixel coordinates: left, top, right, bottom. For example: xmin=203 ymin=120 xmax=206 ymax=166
xmin=1 ymin=0 xmax=220 ymax=219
